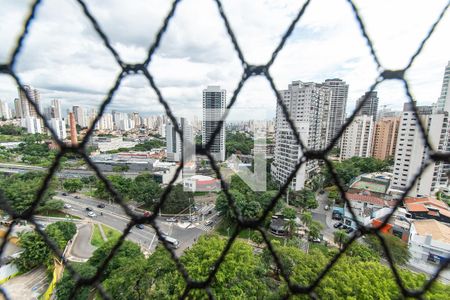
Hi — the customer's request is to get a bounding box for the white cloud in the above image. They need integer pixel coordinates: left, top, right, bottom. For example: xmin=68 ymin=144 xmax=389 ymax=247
xmin=0 ymin=0 xmax=448 ymax=120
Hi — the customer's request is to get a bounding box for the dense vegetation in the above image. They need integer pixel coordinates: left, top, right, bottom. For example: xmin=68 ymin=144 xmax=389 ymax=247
xmin=56 ymin=235 xmax=450 ymax=299
xmin=322 ymin=156 xmax=391 ymax=187
xmin=92 ymin=173 xmax=193 ymax=214
xmin=225 ymin=131 xmax=254 ymax=157
xmin=15 ymin=221 xmax=76 ymax=272
xmin=132 ymin=139 xmax=165 ymax=151
xmin=0 ymin=172 xmax=61 ymax=214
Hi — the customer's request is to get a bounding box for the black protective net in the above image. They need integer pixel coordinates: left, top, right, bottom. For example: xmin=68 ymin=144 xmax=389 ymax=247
xmin=0 ymin=0 xmax=449 ymax=299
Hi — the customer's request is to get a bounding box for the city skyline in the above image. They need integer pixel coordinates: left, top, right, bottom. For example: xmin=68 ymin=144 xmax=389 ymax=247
xmin=0 ymin=0 xmax=449 ymax=119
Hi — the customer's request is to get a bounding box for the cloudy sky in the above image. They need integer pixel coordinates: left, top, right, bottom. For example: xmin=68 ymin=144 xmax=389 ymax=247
xmin=0 ymin=0 xmax=449 ymax=121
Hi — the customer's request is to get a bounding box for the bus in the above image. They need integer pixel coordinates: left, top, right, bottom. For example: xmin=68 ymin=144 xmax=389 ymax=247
xmin=160 ymin=235 xmax=180 ymax=249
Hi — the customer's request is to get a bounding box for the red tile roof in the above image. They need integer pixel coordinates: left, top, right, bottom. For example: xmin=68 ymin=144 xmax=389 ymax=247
xmin=405 ymin=202 xmax=428 ymax=212
xmin=345 ymin=193 xmax=385 ymax=206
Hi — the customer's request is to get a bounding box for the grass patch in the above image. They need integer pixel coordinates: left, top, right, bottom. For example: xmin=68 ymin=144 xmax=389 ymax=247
xmin=90 ymin=224 xmax=121 ymax=247
xmin=0 ymin=135 xmax=23 ymax=142
xmin=37 ymin=210 xmax=81 ymax=219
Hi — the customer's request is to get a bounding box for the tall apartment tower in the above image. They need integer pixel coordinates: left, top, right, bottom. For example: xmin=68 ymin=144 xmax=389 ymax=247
xmin=340 ymin=115 xmax=374 ymax=160
xmin=202 ymin=86 xmax=226 ymax=162
xmin=371 ymin=116 xmax=400 ymax=160
xmin=271 ymin=81 xmax=331 ymax=190
xmin=391 ymin=103 xmax=449 ymax=196
xmin=51 ymin=99 xmax=62 ymax=119
xmin=69 ymin=112 xmax=78 ymax=146
xmin=17 ymin=85 xmax=40 ymax=118
xmin=50 ymin=118 xmax=67 ymax=140
xmin=435 ymin=61 xmax=450 ymax=113
xmin=166 ymin=117 xmax=194 ymax=162
xmin=356 ymin=91 xmax=379 ymax=121
xmin=72 ymin=106 xmax=87 ymax=128
xmin=322 ymin=78 xmax=349 ymax=146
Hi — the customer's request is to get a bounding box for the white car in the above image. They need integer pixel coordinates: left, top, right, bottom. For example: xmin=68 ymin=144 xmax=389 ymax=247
xmin=64 ymin=204 xmax=72 ymax=209
xmin=87 ymin=211 xmax=96 ymax=217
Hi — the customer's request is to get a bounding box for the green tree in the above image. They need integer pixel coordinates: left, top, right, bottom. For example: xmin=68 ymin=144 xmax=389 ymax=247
xmin=282 ymin=207 xmax=297 ymax=219
xmin=333 ymin=230 xmax=347 ymax=250
xmin=133 ymin=139 xmax=165 ymax=151
xmin=56 ymin=263 xmax=96 ymax=300
xmin=93 ymin=175 xmax=133 ymax=201
xmin=0 ymin=172 xmax=56 ymax=214
xmin=308 ymin=220 xmax=323 ymax=240
xmin=63 ymin=178 xmax=84 ymax=193
xmin=89 ymin=240 xmax=143 ymax=279
xmin=290 ymin=188 xmax=318 ymax=211
xmin=37 ymin=199 xmax=64 ymax=215
xmin=14 ymin=231 xmax=50 ymax=272
xmin=284 ymin=218 xmax=297 ymax=238
xmin=160 ymin=184 xmax=194 ymax=214
xmin=131 ymin=173 xmax=162 ymax=207
xmin=365 ymin=234 xmax=411 ymax=265
xmin=300 ymin=211 xmax=313 ymax=228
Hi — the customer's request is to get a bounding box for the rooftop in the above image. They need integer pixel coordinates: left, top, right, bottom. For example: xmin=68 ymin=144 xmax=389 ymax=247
xmin=345 ymin=192 xmax=386 ymax=207
xmin=413 ymin=219 xmax=450 ymax=244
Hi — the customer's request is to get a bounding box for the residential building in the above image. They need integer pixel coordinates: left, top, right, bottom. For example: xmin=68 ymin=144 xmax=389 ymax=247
xmin=17 ymin=85 xmax=41 ymax=118
xmin=271 ymin=81 xmax=331 ymax=190
xmin=391 ymin=103 xmax=449 ymax=197
xmin=96 ymin=113 xmax=114 ymax=131
xmin=73 ymin=105 xmax=87 ymax=128
xmin=51 ymin=99 xmax=62 ymax=119
xmin=202 ymin=86 xmax=226 ymax=161
xmin=340 ymin=115 xmax=374 ymax=160
xmin=408 ymin=219 xmax=450 ymax=280
xmin=22 ymin=116 xmax=42 ymax=134
xmin=50 ymin=118 xmax=67 ymax=140
xmin=372 ymin=116 xmax=400 ymax=160
xmin=13 ymin=98 xmax=20 ymax=119
xmin=166 ymin=117 xmax=194 ymax=162
xmin=322 ymin=78 xmax=349 ymax=146
xmin=343 ymin=192 xmax=395 ymax=229
xmin=434 ymin=61 xmax=450 ymax=113
xmin=356 ymin=91 xmax=379 ymax=121
xmin=0 ymin=99 xmax=12 ymax=120
xmin=403 ymin=196 xmax=450 ymax=224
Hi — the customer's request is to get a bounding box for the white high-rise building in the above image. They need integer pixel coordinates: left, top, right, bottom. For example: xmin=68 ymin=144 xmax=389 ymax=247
xmin=51 ymin=99 xmax=62 ymax=119
xmin=202 ymin=86 xmax=226 ymax=162
xmin=391 ymin=103 xmax=449 ymax=196
xmin=96 ymin=113 xmax=114 ymax=131
xmin=340 ymin=115 xmax=374 ymax=160
xmin=166 ymin=117 xmax=194 ymax=162
xmin=50 ymin=118 xmax=67 ymax=140
xmin=22 ymin=116 xmax=42 ymax=134
xmin=322 ymin=78 xmax=349 ymax=147
xmin=271 ymin=81 xmax=331 ymax=190
xmin=0 ymin=99 xmax=12 ymax=120
xmin=435 ymin=61 xmax=450 ymax=113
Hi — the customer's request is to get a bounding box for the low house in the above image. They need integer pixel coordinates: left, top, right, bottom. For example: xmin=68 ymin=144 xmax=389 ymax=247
xmin=371 ymin=207 xmax=411 ymax=242
xmin=343 ymin=192 xmax=396 ymax=229
xmin=408 ymin=219 xmax=450 ymax=280
xmin=404 ymin=197 xmax=450 ymax=224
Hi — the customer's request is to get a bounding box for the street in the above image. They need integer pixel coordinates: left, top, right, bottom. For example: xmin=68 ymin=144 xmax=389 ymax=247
xmin=1 ymin=267 xmax=48 ymax=300
xmin=57 ymin=193 xmax=214 ymax=256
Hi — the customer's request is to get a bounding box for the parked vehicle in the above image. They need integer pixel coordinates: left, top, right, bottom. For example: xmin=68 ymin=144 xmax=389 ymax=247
xmin=97 ymin=203 xmax=106 ymax=208
xmin=64 ymin=204 xmax=72 ymax=209
xmin=166 ymin=217 xmax=177 ymax=222
xmin=62 ymin=192 xmax=68 ymax=196
xmin=136 ymin=224 xmax=145 ymax=229
xmin=74 ymin=195 xmax=81 ymax=199
xmin=333 ymin=222 xmax=343 ymax=228
xmin=332 ymin=213 xmax=343 ymax=220
xmin=346 ymin=227 xmax=354 ymax=234
xmin=205 ymin=220 xmax=213 ymax=226
xmin=324 ymin=205 xmax=330 ymax=211
xmin=342 ymin=224 xmax=349 ymax=230
xmin=87 ymin=211 xmax=96 ymax=217
xmin=85 ymin=207 xmax=92 ymax=211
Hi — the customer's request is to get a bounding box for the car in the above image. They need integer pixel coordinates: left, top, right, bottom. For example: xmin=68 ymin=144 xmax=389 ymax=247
xmin=346 ymin=227 xmax=354 ymax=234
xmin=341 ymin=224 xmax=349 ymax=230
xmin=135 ymin=224 xmax=145 ymax=229
xmin=87 ymin=211 xmax=96 ymax=217
xmin=205 ymin=220 xmax=213 ymax=226
xmin=64 ymin=204 xmax=72 ymax=209
xmin=318 ymin=190 xmax=325 ymax=194
xmin=97 ymin=203 xmax=106 ymax=208
xmin=166 ymin=217 xmax=177 ymax=222
xmin=309 ymin=237 xmax=321 ymax=243
xmin=74 ymin=195 xmax=80 ymax=199
xmin=324 ymin=205 xmax=330 ymax=211
xmin=333 ymin=222 xmax=343 ymax=228
xmin=332 ymin=213 xmax=343 ymax=220
xmin=85 ymin=207 xmax=92 ymax=211
xmin=62 ymin=192 xmax=68 ymax=196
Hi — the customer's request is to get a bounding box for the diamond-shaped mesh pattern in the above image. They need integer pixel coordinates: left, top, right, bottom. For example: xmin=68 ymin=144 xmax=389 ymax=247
xmin=0 ymin=0 xmax=449 ymax=299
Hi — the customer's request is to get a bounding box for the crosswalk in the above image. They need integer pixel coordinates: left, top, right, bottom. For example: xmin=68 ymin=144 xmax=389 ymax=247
xmin=195 ymin=223 xmax=214 ymax=232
